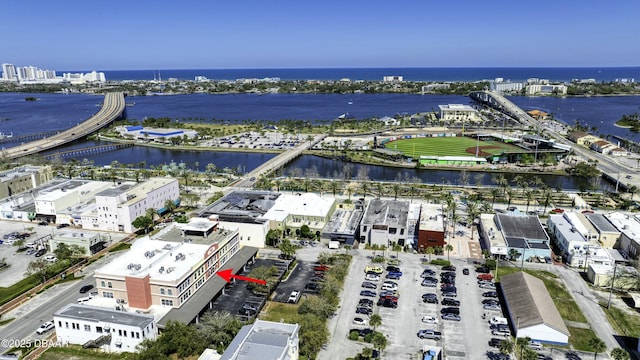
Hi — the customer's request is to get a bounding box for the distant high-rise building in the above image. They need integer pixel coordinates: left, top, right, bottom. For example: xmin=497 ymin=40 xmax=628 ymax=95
xmin=2 ymin=63 xmax=17 ymax=81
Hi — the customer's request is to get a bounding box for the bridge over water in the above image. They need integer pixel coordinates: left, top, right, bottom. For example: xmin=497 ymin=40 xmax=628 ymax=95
xmin=1 ymin=92 xmax=125 ymax=160
xmin=469 ymin=90 xmax=639 ymax=191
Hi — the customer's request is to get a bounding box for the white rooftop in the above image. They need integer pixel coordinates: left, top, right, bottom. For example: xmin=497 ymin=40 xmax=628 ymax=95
xmin=439 ymin=104 xmax=476 ymax=111
xmin=124 ymin=178 xmax=177 ymax=206
xmin=96 ymin=236 xmax=214 ymax=283
xmin=418 ymin=204 xmax=444 ymax=232
xmin=606 ymin=212 xmax=640 ymax=242
xmin=37 ymin=181 xmax=110 ymax=202
xmin=263 ymin=193 xmax=335 ymax=220
xmin=549 ymin=214 xmax=587 ymax=243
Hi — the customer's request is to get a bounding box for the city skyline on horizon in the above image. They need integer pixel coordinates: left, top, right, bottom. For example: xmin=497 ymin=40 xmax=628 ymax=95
xmin=2 ymin=0 xmax=640 ymax=70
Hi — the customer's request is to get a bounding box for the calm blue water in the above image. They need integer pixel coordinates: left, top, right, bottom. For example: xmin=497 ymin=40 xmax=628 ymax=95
xmin=62 ymin=67 xmax=640 ymax=82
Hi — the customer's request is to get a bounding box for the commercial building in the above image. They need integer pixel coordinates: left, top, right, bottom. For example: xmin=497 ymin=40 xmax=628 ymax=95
xmin=0 ymin=178 xmax=67 ymax=222
xmin=489 ymin=79 xmax=524 ymax=93
xmin=34 ymin=180 xmax=111 ymax=224
xmin=587 ymin=263 xmax=640 ymax=290
xmin=83 ymin=178 xmax=179 ymax=233
xmin=115 ymin=125 xmax=199 ymax=143
xmin=547 ymin=214 xmax=611 ymax=268
xmin=198 ymin=190 xmax=280 ymax=248
xmin=383 ymin=75 xmax=403 ymax=82
xmin=1 ymin=63 xmax=17 ymax=81
xmin=322 ymin=200 xmax=364 ymax=246
xmin=220 ymin=320 xmax=299 ymax=360
xmin=416 ymin=204 xmax=445 ymax=251
xmin=262 ymin=193 xmax=336 ymax=234
xmin=0 ymin=165 xmax=52 ymax=199
xmin=494 ymin=213 xmax=551 ymax=261
xmin=500 ymin=272 xmax=570 ymax=345
xmin=54 ymin=303 xmax=157 ymax=353
xmin=605 ymin=212 xmax=640 ymax=259
xmin=438 ymin=104 xmax=481 ymax=123
xmin=93 ymin=220 xmax=239 ymax=310
xmin=525 ymin=83 xmax=568 ymax=96
xmin=360 ymin=199 xmax=410 ymax=247
xmin=49 ymin=230 xmax=107 ymax=256
xmin=479 ymin=213 xmax=509 ymax=257
xmin=585 ymin=213 xmax=621 ymax=248
xmin=567 ymin=131 xmax=602 ymax=147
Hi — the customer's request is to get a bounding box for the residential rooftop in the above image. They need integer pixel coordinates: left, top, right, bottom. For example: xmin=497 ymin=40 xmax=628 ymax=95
xmin=418 ymin=204 xmax=444 ymax=232
xmin=54 ymin=303 xmax=154 ymax=329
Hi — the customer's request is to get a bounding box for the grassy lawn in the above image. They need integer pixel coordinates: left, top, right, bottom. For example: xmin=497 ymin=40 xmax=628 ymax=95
xmin=567 ymin=327 xmax=598 ymax=352
xmin=385 ymin=137 xmax=519 ymax=158
xmin=497 ymin=267 xmax=586 ymax=323
xmin=261 ymin=301 xmax=301 ymax=323
xmin=603 ymin=304 xmax=640 ymax=338
xmin=39 ymin=346 xmax=132 ymax=360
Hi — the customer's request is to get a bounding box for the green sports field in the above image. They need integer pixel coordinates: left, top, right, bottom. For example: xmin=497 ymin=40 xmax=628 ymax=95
xmin=384 ymin=137 xmax=519 ymax=157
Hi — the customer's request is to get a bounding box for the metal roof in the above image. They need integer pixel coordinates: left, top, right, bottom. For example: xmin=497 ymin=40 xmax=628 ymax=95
xmin=496 ymin=214 xmax=548 ymax=242
xmin=221 ymin=320 xmax=299 ymax=360
xmin=54 ymin=303 xmax=154 ymax=329
xmin=500 ymin=272 xmax=569 ymax=336
xmin=585 ymin=213 xmax=619 ymax=233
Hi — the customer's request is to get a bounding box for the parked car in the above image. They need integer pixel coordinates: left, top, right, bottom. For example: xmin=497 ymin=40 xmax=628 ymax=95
xmin=350 ymin=328 xmax=374 ymax=338
xmin=36 ymin=321 xmax=54 ymax=335
xmin=491 ymin=328 xmax=511 ymax=336
xmin=358 ymin=298 xmax=374 ymax=307
xmin=442 ymin=298 xmax=460 ymax=307
xmin=479 ymin=282 xmax=496 ymax=289
xmin=56 ymin=223 xmax=69 ymax=229
xmin=421 ymin=316 xmax=439 ymax=324
xmin=483 ymin=291 xmax=498 ymax=298
xmin=305 ymin=283 xmax=321 ymax=292
xmin=483 ymin=299 xmax=501 ymax=306
xmin=365 ymin=274 xmax=381 ymax=282
xmin=462 ymin=268 xmax=470 ymax=275
xmin=477 ymin=273 xmax=494 ymax=281
xmin=476 ymin=266 xmax=491 ymax=273
xmin=441 ymin=313 xmax=461 ymax=321
xmin=34 ymin=249 xmax=46 ymax=257
xmin=79 ymin=285 xmax=94 ymax=294
xmin=484 ymin=304 xmax=502 ymax=311
xmin=421 ymin=279 xmax=437 ymax=287
xmin=387 ymin=270 xmax=402 ymax=277
xmin=489 ymin=338 xmax=504 ymax=347
xmin=417 ymin=329 xmax=442 ymax=340
xmin=356 ymin=307 xmax=373 ymax=315
xmin=379 ymin=290 xmax=400 ymax=298
xmin=386 ymin=273 xmax=401 ymax=280
xmin=362 ymin=281 xmax=377 ymax=289
xmin=313 ymin=264 xmax=330 ymax=271
xmin=38 ymin=221 xmax=49 ymax=226
xmin=440 ymin=307 xmax=460 ymax=315
xmin=386 ymin=266 xmax=401 ymax=272
xmin=442 ymin=265 xmax=456 ymax=271
xmin=421 ymin=269 xmax=436 ymax=277
xmin=44 ymin=255 xmax=57 ymax=263
xmin=377 ymin=299 xmax=398 ymax=308
xmin=360 ymin=290 xmax=376 ymax=298
xmin=352 ymin=317 xmax=366 ymax=326
xmin=287 ymin=290 xmax=301 ymax=304
xmin=364 ymin=265 xmax=384 ymax=274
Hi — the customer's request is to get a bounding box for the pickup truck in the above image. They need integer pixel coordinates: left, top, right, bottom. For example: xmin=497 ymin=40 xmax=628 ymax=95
xmin=417 ymin=329 xmax=442 ymax=340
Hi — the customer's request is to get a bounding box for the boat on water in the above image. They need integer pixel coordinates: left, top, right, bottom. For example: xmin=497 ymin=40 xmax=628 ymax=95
xmin=348 ymin=100 xmax=353 ymax=105
xmin=337 ymin=113 xmax=356 ymax=120
xmin=0 ymin=132 xmax=13 ymax=140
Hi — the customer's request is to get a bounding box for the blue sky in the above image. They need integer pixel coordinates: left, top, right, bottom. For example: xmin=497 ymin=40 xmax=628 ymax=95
xmin=2 ymin=0 xmax=639 ymax=70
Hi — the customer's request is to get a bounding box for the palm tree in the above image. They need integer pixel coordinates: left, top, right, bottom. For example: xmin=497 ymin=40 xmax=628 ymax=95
xmin=145 ymin=207 xmax=157 ymax=224
xmin=588 ymin=337 xmax=606 ymax=360
xmin=361 ymin=181 xmax=369 ymax=200
xmin=628 ymin=185 xmax=638 ymax=201
xmin=490 ymin=188 xmax=501 ymax=207
xmin=610 ymin=348 xmax=630 ymax=360
xmin=393 ymin=183 xmax=400 ymax=200
xmin=516 ymin=336 xmax=532 ymax=360
xmin=371 ymin=333 xmax=387 ymax=354
xmin=376 ymin=182 xmax=383 ymax=199
xmin=164 ymin=199 xmax=177 ymax=216
xmin=444 ymin=244 xmax=454 ymax=262
xmin=369 ymin=314 xmax=382 ymax=331
xmin=425 ymin=247 xmax=435 ymax=262
xmin=361 ymin=347 xmax=374 ymax=359
xmin=499 ymin=338 xmax=514 ymax=357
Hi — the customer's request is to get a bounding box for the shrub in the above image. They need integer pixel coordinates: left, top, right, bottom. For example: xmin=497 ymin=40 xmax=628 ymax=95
xmin=430 ymin=259 xmax=451 ymax=266
xmin=349 ymin=330 xmax=360 ymax=341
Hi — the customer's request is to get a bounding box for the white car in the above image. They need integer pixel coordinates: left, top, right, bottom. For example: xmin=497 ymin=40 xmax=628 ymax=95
xmin=364 ymin=274 xmax=380 ymax=282
xmin=44 ymin=255 xmax=57 ymax=263
xmin=36 ymin=321 xmax=54 ymax=335
xmin=421 ymin=316 xmax=439 ymax=324
xmin=352 ymin=317 xmax=366 ymax=326
xmin=77 ymin=295 xmax=93 ymax=303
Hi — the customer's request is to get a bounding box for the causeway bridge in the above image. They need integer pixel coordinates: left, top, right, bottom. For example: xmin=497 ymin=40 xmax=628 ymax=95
xmin=470 ymin=90 xmax=640 ymax=190
xmin=1 ymin=92 xmax=125 ymax=160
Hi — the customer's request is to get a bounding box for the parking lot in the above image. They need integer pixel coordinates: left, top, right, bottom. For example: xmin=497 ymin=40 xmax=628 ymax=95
xmin=272 ymin=259 xmax=317 ymax=303
xmin=0 ymin=222 xmax=58 ymax=287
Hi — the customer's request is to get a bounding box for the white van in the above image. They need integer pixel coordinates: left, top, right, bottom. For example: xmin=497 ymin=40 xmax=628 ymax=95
xmin=489 ymin=316 xmax=508 ymax=325
xmin=287 ymin=290 xmax=301 ymax=304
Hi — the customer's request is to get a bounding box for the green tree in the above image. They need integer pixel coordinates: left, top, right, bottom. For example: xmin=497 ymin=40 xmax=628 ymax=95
xmin=164 ymin=199 xmax=177 ymax=215
xmin=265 ymin=229 xmax=281 ymax=247
xmin=362 ymin=347 xmax=374 ymax=359
xmin=369 ymin=313 xmax=382 ymax=331
xmin=132 ymin=215 xmax=153 ymax=234
xmin=279 ymin=238 xmax=296 ymax=259
xmin=196 ymin=311 xmax=242 ymax=353
xmin=610 ymin=348 xmax=630 ymax=360
xmin=25 ymin=259 xmax=49 ymax=283
xmin=54 ymin=243 xmax=86 ymax=260
xmin=300 ymin=224 xmax=312 ymax=239
xmin=146 ymin=207 xmax=157 ymax=223
xmin=499 ymin=338 xmax=514 ymax=356
xmin=372 ymin=332 xmax=387 ymax=354
xmin=135 ymin=321 xmax=208 ymax=360
xmin=588 ymin=337 xmax=606 ymax=360
xmin=444 ymin=244 xmax=454 ymax=262
xmin=298 ymin=295 xmax=335 ymax=319
xmin=425 ymin=246 xmax=435 ymax=261
xmin=516 ymin=336 xmax=532 ymax=360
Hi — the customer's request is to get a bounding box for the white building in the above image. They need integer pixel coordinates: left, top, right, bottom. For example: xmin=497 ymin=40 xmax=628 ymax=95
xmin=34 ymin=180 xmax=111 ymax=224
xmin=262 ymin=193 xmax=336 ymax=233
xmin=49 ymin=230 xmax=106 ymax=256
xmin=360 ymin=199 xmax=410 ymax=247
xmin=490 ymin=79 xmax=524 ymax=93
xmin=83 ymin=178 xmax=179 ymax=233
xmin=525 ymin=83 xmax=568 ymax=96
xmin=383 ymin=75 xmax=403 ymax=82
xmin=94 ymin=223 xmax=239 ymax=310
xmin=547 ymin=214 xmax=611 ymax=268
xmin=54 ymin=303 xmax=157 ymax=353
xmin=221 ymin=320 xmax=299 ymax=360
xmin=605 ymin=212 xmax=640 ymax=259
xmin=438 ymin=104 xmax=481 ymax=123
xmin=1 ymin=63 xmax=17 ymax=81
xmin=115 ymin=125 xmax=199 ymax=143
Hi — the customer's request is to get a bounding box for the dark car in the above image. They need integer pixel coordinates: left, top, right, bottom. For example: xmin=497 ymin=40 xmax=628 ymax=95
xmin=482 ymin=299 xmax=500 ymax=306
xmin=349 ymin=328 xmax=374 ymax=337
xmin=386 ymin=273 xmax=401 ymax=280
xmin=360 ymin=290 xmax=376 ymax=298
xmin=359 ymin=298 xmax=374 ymax=307
xmin=386 ymin=266 xmax=401 ymax=272
xmin=79 ymin=285 xmax=94 ymax=294
xmin=441 ymin=271 xmax=456 ymax=278
xmin=34 ymin=249 xmax=46 ymax=257
xmin=56 ymin=223 xmax=70 ymax=229
xmin=356 ymin=307 xmax=373 ymax=316
xmin=423 ymin=296 xmax=438 ymax=304
xmin=489 ymin=338 xmax=504 ymax=347
xmin=476 ymin=266 xmax=491 ymax=273
xmin=442 ymin=265 xmax=456 ymax=271
xmin=462 ymin=268 xmax=470 ymax=275
xmin=362 ymin=281 xmax=377 ymax=289
xmin=483 ymin=291 xmax=499 ymax=298
xmin=441 ymin=313 xmax=461 ymax=321
xmin=305 ymin=283 xmax=321 ymax=292
xmin=442 ymin=298 xmax=460 ymax=307
xmin=440 ymin=307 xmax=460 ymax=315
xmin=38 ymin=221 xmax=48 ymax=226
xmin=388 ymin=270 xmax=402 ymax=277
xmin=377 ymin=299 xmax=398 ymax=308
xmin=421 ymin=269 xmax=436 ymax=277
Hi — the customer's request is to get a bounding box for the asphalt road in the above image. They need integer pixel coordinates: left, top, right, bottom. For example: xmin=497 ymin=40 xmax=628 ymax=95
xmin=0 ymin=254 xmax=113 ymax=353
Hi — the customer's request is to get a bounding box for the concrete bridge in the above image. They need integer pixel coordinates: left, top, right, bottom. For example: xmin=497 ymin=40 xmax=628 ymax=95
xmin=470 ymin=90 xmax=640 ymax=190
xmin=1 ymin=92 xmax=125 ymax=160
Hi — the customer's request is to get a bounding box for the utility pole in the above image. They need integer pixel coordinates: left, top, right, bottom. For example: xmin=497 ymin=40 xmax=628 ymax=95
xmin=607 ymin=261 xmax=620 ymax=309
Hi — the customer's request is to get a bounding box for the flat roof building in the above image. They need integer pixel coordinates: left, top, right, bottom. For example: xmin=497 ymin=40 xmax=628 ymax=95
xmin=479 ymin=213 xmax=508 ymax=257
xmin=322 ymin=200 xmax=364 ymax=246
xmin=221 ymin=320 xmax=299 ymax=360
xmin=547 ymin=214 xmax=612 ymax=268
xmin=360 ymin=199 xmax=410 ymax=247
xmin=495 ymin=213 xmax=551 ymax=261
xmin=585 ymin=213 xmax=621 ymax=248
xmin=0 ymin=165 xmax=52 ymax=199
xmin=54 ymin=303 xmax=157 ymax=353
xmin=416 ymin=204 xmax=445 ymax=252
xmin=94 ymin=221 xmax=240 ymax=310
xmin=605 ymin=212 xmax=640 ymax=259
xmin=262 ymin=193 xmax=336 ymax=233
xmin=438 ymin=104 xmax=481 ymax=123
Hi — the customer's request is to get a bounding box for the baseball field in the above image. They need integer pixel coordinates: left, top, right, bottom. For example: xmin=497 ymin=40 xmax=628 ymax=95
xmin=384 ymin=136 xmax=520 ymax=157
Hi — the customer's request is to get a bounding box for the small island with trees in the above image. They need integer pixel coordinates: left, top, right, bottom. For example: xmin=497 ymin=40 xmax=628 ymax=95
xmin=24 ymin=96 xmax=39 ymax=101
xmin=615 ymin=113 xmax=640 ymax=132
